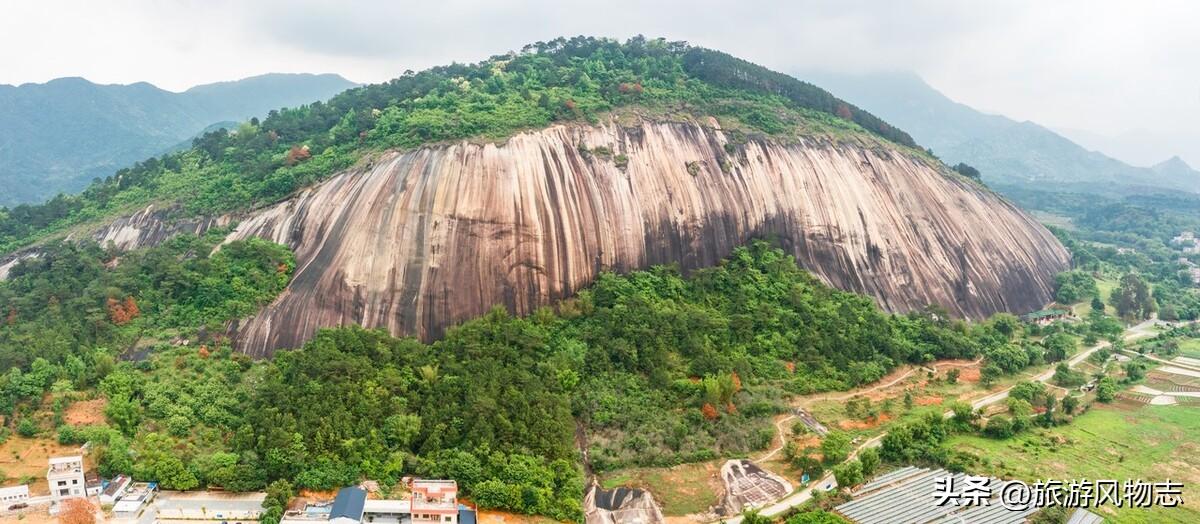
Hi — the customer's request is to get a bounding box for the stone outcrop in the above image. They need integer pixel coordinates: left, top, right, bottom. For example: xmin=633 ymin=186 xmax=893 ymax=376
xmin=214 ymin=119 xmax=1070 ymax=356
xmin=84 ymin=204 xmax=231 ymax=251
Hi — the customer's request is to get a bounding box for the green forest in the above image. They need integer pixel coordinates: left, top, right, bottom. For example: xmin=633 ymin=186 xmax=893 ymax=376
xmin=1000 ymin=179 xmax=1200 ymax=322
xmin=0 ymin=237 xmax=1055 ymax=521
xmin=0 ymin=36 xmax=917 ymax=254
xmin=5 ymin=34 xmax=1190 ymax=524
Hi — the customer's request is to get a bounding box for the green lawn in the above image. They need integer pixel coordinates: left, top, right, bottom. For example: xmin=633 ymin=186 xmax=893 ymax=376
xmin=1177 ymin=338 xmax=1200 ymax=360
xmin=1074 ymin=277 xmax=1119 ymax=317
xmin=947 ymin=404 xmax=1200 ymax=523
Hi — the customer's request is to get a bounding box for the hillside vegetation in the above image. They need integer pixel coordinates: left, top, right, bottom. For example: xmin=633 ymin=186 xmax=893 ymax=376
xmin=0 ymin=36 xmax=915 ymax=254
xmin=1 ymin=238 xmax=1053 ymax=521
xmin=0 ymin=73 xmax=355 ymax=206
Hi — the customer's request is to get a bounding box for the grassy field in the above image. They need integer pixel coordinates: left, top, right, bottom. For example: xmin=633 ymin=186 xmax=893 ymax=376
xmin=947 ymin=404 xmax=1200 ymax=523
xmin=1176 ymin=338 xmax=1200 ymax=360
xmin=598 ymin=460 xmax=724 ymax=516
xmin=1033 ymin=211 xmax=1075 ymax=231
xmin=1073 ymin=276 xmax=1120 ymax=317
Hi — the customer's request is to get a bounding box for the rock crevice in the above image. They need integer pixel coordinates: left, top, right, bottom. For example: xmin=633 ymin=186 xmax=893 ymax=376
xmin=214 ymin=120 xmax=1069 ymax=355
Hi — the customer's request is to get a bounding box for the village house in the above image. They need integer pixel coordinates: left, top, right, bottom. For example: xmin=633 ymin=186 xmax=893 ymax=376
xmin=0 ymin=485 xmax=30 ymax=506
xmin=411 ymin=480 xmax=459 ymax=524
xmin=99 ymin=474 xmax=132 ymax=505
xmin=1021 ymin=308 xmax=1072 ymax=326
xmin=282 ymin=480 xmax=475 ymax=524
xmin=47 ymin=456 xmax=86 ymax=504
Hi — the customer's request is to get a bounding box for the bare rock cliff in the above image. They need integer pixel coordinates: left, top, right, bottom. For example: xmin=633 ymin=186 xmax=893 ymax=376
xmin=220 ymin=119 xmax=1069 ymax=356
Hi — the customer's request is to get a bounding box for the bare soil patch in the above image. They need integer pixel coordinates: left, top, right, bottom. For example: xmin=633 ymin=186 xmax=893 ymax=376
xmin=915 ymin=395 xmax=943 ymax=406
xmin=64 ymin=398 xmax=107 ymax=425
xmin=0 ymin=436 xmax=88 ymax=496
xmin=838 ymin=412 xmax=892 ymax=430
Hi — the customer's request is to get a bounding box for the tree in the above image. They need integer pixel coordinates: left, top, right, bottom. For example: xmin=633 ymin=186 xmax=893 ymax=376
xmin=1090 ymin=296 xmax=1105 ymax=313
xmin=59 ymin=498 xmax=96 ymax=524
xmin=858 ymin=447 xmax=880 ymax=477
xmin=1124 ymin=361 xmax=1147 ymax=382
xmin=951 ymin=163 xmax=982 ymax=181
xmin=832 ymin=460 xmax=864 ymax=488
xmin=742 ymin=511 xmax=773 ymax=524
xmin=903 ymin=389 xmax=914 ymax=410
xmin=1010 ymin=381 xmax=1047 ymax=404
xmin=1096 ymin=377 xmax=1118 ymax=403
xmin=264 ymin=479 xmax=294 ymax=513
xmin=1112 ymin=273 xmax=1155 ymax=320
xmin=382 ymin=414 xmax=422 ymax=449
xmin=820 ymin=431 xmax=851 ymax=464
xmin=1061 ymin=394 xmax=1080 ymax=415
xmin=950 ymin=402 xmax=978 ymax=428
xmin=946 ymin=369 xmax=960 ymax=384
xmin=1006 ymin=398 xmax=1034 ymax=420
xmin=980 ymin=364 xmax=1002 ymax=386
xmin=1042 ymin=332 xmax=1076 ymax=362
xmin=1054 ymin=271 xmax=1099 ymax=304
xmin=792 ymin=453 xmax=824 ymax=477
xmin=16 ymin=417 xmax=38 ymax=437
xmin=105 ymin=394 xmax=142 ymax=436
xmin=786 ymin=511 xmax=851 ymax=524
xmin=984 ymin=416 xmax=1014 ymax=439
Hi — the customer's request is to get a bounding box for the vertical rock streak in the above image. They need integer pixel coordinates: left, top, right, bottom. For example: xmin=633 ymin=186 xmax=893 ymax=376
xmin=205 ymin=120 xmax=1069 ymax=355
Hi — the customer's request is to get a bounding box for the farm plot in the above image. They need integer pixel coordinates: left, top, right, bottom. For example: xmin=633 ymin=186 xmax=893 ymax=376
xmin=946 ymin=404 xmax=1200 ymax=523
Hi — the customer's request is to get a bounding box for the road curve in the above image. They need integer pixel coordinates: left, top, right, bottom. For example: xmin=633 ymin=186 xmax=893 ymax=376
xmin=717 ymin=318 xmax=1165 ymax=523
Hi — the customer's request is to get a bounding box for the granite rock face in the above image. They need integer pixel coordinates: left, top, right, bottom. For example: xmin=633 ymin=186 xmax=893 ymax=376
xmin=86 ymin=205 xmax=231 ymax=251
xmin=216 ymin=119 xmax=1069 ymax=356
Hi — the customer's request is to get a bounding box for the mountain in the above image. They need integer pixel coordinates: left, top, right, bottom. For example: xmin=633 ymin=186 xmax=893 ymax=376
xmin=1 ymin=38 xmax=1069 ymax=354
xmin=801 ymin=71 xmax=1200 ymax=197
xmin=1153 ymin=155 xmax=1197 ymax=179
xmin=0 ymin=73 xmax=356 ymax=206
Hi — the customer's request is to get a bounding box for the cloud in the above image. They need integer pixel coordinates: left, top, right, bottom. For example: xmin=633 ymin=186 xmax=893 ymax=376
xmin=1 ymin=0 xmax=1196 ymax=164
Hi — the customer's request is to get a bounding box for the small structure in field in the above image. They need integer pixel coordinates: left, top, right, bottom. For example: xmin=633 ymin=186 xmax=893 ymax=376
xmin=0 ymin=485 xmax=30 ymax=505
xmin=1021 ymin=308 xmax=1071 ymax=325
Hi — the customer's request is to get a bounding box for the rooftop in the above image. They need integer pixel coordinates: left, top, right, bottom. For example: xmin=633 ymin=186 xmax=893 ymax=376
xmin=836 ymin=467 xmax=1038 ymax=524
xmin=47 ymin=455 xmax=83 ymax=474
xmin=1022 ymin=308 xmax=1069 ymax=320
xmin=330 ymin=486 xmax=367 ymax=521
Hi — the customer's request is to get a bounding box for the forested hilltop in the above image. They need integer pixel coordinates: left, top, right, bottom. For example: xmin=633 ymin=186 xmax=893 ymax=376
xmin=0 ymin=36 xmax=918 ymax=254
xmin=0 ymin=73 xmax=355 ymax=206
xmin=1 ymin=235 xmax=1065 ymax=521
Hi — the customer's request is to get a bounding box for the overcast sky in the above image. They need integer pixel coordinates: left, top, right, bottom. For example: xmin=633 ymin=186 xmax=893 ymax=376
xmin=3 ymin=0 xmax=1196 ymax=166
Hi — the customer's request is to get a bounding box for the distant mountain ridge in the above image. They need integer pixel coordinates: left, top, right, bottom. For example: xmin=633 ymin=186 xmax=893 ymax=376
xmin=0 ymin=73 xmax=356 ymax=206
xmin=801 ymin=71 xmax=1200 ymax=197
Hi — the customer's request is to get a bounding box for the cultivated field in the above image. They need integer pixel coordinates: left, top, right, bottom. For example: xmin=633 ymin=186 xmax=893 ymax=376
xmin=947 ymin=404 xmax=1200 ymax=523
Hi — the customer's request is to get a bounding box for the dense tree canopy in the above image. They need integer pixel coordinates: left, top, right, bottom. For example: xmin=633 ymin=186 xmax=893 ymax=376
xmin=3 ymin=238 xmax=1020 ymax=521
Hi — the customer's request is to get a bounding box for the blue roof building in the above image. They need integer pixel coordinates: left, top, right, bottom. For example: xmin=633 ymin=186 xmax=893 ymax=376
xmin=330 ymin=486 xmax=367 ymax=524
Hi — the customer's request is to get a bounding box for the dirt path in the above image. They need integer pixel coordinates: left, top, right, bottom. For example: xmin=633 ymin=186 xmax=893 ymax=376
xmin=756 ymin=412 xmax=799 ymax=462
xmin=717 ymin=318 xmax=1171 ymax=524
xmin=756 ymin=357 xmax=984 ymax=463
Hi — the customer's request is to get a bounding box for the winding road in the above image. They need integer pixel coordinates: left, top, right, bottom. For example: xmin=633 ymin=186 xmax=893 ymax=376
xmin=718 ymin=318 xmax=1164 ymax=524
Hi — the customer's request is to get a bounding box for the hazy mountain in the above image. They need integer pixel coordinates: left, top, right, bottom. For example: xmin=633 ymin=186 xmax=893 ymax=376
xmin=0 ymin=73 xmax=356 ymax=206
xmin=1153 ymin=155 xmax=1196 ymax=179
xmin=802 ymin=71 xmax=1199 ymax=197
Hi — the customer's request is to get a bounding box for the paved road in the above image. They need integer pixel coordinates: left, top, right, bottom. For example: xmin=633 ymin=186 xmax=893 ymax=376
xmin=717 ymin=318 xmax=1166 ymax=524
xmin=1118 ymin=348 xmax=1200 ymax=373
